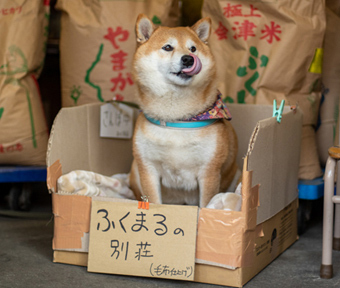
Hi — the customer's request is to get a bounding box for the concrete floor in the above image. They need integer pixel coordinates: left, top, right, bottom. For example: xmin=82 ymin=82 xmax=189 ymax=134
xmin=1 ymin=185 xmax=340 ymax=288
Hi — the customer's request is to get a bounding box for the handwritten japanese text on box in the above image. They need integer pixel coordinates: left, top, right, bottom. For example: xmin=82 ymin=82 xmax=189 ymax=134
xmin=88 ymin=200 xmax=198 ymax=281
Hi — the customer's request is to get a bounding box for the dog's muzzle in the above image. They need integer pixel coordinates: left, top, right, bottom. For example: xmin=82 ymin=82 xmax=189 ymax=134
xmin=181 ymin=53 xmax=202 ymax=76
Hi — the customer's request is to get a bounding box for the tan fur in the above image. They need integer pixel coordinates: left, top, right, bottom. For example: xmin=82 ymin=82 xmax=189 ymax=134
xmin=129 ymin=14 xmax=238 ymax=207
xmin=199 ymin=120 xmax=238 ymax=206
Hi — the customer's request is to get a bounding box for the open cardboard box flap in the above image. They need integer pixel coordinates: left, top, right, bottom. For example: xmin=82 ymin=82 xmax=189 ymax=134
xmin=47 ymin=103 xmax=135 ymax=183
xmin=230 ymin=104 xmax=302 ymax=224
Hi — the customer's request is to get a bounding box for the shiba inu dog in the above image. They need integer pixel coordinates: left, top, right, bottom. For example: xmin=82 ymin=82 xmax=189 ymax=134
xmin=129 ymin=14 xmax=239 ymax=207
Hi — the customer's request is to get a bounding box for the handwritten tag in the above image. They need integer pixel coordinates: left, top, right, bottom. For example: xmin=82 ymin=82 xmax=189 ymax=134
xmin=88 ymin=200 xmax=198 ymax=281
xmin=100 ymin=103 xmax=133 ymax=139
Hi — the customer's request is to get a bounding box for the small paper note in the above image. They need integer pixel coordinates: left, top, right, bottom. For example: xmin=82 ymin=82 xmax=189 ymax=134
xmin=100 ymin=103 xmax=133 ymax=139
xmin=88 ymin=200 xmax=198 ymax=281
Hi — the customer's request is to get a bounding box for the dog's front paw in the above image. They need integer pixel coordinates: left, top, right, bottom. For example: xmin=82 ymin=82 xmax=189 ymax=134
xmin=206 ymin=183 xmax=242 ymax=211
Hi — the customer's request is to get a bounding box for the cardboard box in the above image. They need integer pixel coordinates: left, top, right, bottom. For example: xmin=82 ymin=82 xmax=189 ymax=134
xmin=46 ymin=102 xmax=302 ymax=287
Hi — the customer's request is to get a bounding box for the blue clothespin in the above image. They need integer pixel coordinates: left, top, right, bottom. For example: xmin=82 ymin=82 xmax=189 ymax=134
xmin=273 ymin=99 xmax=285 ymax=123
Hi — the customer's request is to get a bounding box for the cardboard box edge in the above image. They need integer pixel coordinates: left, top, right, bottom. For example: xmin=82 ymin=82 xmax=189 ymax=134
xmin=52 ymin=198 xmax=298 ymax=288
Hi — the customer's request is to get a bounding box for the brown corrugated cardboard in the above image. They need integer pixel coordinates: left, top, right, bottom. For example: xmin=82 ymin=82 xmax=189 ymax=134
xmin=195 ymin=199 xmax=298 ymax=287
xmin=52 ymin=198 xmax=298 ymax=287
xmin=196 ymin=163 xmax=261 ymax=270
xmin=52 ymin=193 xmax=91 ymax=251
xmin=230 ymin=104 xmax=301 ymax=223
xmin=46 ymin=102 xmax=302 ymax=287
xmin=47 ymin=103 xmax=135 ymax=176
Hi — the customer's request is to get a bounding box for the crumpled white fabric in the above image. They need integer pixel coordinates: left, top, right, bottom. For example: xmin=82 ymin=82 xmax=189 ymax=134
xmin=57 ymin=170 xmax=242 ymax=211
xmin=57 ymin=170 xmax=136 ymax=200
xmin=206 ymin=182 xmax=242 ymax=211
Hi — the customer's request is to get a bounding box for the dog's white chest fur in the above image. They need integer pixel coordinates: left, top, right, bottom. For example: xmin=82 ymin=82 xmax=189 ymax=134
xmin=135 ymin=120 xmax=216 ymax=194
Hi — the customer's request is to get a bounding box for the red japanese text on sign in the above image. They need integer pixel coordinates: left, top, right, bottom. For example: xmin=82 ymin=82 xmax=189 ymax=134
xmin=216 ymin=3 xmax=282 ymax=43
xmin=104 ymin=26 xmax=133 ymax=100
xmin=1 ymin=6 xmax=22 ymax=16
xmin=223 ymin=3 xmax=242 ymax=18
xmin=110 ymin=72 xmax=133 ymax=92
xmin=104 ymin=27 xmax=129 ymax=50
xmin=215 ymin=22 xmax=229 ymax=40
xmin=260 ymin=21 xmax=282 ymax=44
xmin=244 ymin=5 xmax=261 ymax=17
xmin=232 ymin=20 xmax=257 ymax=41
xmin=223 ymin=3 xmax=261 ymax=18
xmin=111 ymin=50 xmax=128 ymax=71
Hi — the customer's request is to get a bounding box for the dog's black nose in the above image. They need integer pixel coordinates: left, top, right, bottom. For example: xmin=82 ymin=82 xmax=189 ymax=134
xmin=181 ymin=55 xmax=194 ymax=68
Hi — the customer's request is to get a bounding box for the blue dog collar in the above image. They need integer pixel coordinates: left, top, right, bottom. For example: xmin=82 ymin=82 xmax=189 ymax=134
xmin=145 ymin=115 xmax=217 ymax=129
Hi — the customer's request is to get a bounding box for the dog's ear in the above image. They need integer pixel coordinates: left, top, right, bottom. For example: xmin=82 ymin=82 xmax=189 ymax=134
xmin=136 ymin=14 xmax=155 ymax=44
xmin=191 ymin=17 xmax=212 ymax=43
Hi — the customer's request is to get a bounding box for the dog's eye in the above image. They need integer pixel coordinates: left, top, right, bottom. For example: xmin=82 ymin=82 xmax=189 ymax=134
xmin=190 ymin=46 xmax=197 ymax=53
xmin=162 ymin=45 xmax=174 ymax=52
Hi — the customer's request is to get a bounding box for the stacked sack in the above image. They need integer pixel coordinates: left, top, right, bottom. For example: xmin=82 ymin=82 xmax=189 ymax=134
xmin=0 ymin=1 xmax=50 ymax=166
xmin=202 ymin=0 xmax=326 ymax=179
xmin=56 ymin=0 xmax=180 ymax=107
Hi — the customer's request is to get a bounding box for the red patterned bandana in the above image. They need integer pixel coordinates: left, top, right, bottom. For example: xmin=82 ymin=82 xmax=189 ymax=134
xmin=183 ymin=92 xmax=232 ymax=121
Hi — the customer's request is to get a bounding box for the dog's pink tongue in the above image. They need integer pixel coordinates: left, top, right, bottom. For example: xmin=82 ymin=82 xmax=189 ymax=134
xmin=182 ymin=53 xmax=202 ymax=76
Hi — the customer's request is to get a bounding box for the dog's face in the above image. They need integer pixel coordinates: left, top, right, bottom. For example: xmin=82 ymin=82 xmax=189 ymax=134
xmin=133 ymin=15 xmax=216 ymax=92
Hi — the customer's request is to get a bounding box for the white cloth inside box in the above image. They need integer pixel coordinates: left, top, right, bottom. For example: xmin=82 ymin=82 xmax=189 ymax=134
xmin=57 ymin=170 xmax=242 ymax=211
